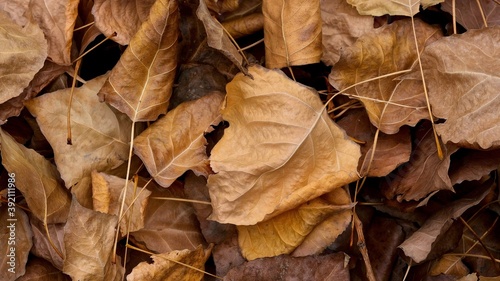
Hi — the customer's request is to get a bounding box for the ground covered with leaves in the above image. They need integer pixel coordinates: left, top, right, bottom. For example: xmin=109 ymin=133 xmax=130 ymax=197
xmin=0 ymin=0 xmax=499 ymax=280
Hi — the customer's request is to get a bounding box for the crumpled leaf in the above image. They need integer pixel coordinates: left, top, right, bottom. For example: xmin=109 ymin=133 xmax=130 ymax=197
xmin=221 ymin=13 xmax=264 ymax=39
xmin=75 ymin=0 xmax=103 ymax=54
xmin=0 ymin=207 xmax=32 ymax=281
xmin=205 ymin=0 xmax=240 ymax=14
xmin=208 ymin=65 xmax=360 ymax=225
xmin=384 ymin=124 xmax=458 ymax=202
xmin=98 ymin=0 xmax=179 ymax=122
xmin=127 ymin=245 xmax=212 ymax=281
xmin=91 ymin=171 xmax=152 ymax=234
xmin=346 ymin=0 xmax=444 ymax=17
xmin=399 ymin=181 xmax=493 ymax=263
xmin=449 ymin=149 xmax=500 ymax=185
xmin=0 ymin=0 xmax=29 ymax=26
xmin=329 ymin=19 xmax=442 ymax=134
xmin=338 ymin=109 xmax=411 ymax=177
xmin=292 ymin=188 xmax=353 ymax=257
xmin=320 ymin=0 xmax=375 ymax=66
xmin=196 ymin=0 xmax=246 ymax=74
xmin=0 ymin=11 xmax=47 ymax=104
xmin=430 ymin=255 xmax=469 ymax=277
xmin=415 ymin=27 xmax=500 ymax=149
xmin=63 ymin=197 xmax=123 ymax=281
xmin=223 ymin=252 xmax=350 ymax=281
xmin=92 ymin=0 xmax=155 ymax=45
xmin=263 ymin=0 xmax=322 ymax=68
xmin=134 ymin=93 xmax=224 ymax=187
xmin=0 ymin=129 xmax=70 ymax=223
xmin=442 ymin=0 xmax=499 ymax=30
xmin=238 ymin=197 xmax=354 ymax=260
xmin=25 ymin=74 xmax=131 ymax=208
xmin=29 ymin=0 xmax=78 ymax=65
xmin=30 ymin=217 xmax=65 ymax=271
xmin=17 ymin=257 xmax=69 ymax=281
xmin=130 ymin=181 xmax=206 ymax=253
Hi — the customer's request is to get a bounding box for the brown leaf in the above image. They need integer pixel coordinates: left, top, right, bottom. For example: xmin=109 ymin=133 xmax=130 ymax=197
xmin=430 ymin=255 xmax=469 ymax=277
xmin=205 ymin=0 xmax=240 ymax=14
xmin=0 ymin=129 xmax=70 ymax=223
xmin=91 ymin=172 xmax=152 ymax=234
xmin=134 ymin=93 xmax=224 ymax=187
xmin=25 ymin=74 xmax=131 ymax=207
xmin=221 ymin=13 xmax=264 ymax=39
xmin=442 ymin=0 xmax=499 ymax=30
xmin=329 ymin=19 xmax=442 ymax=134
xmin=416 ymin=27 xmax=500 ymax=149
xmin=238 ymin=197 xmax=354 ymax=260
xmin=17 ymin=257 xmax=70 ymax=281
xmin=338 ymin=109 xmax=411 ymax=177
xmin=384 ymin=124 xmax=458 ymax=201
xmin=63 ymin=196 xmax=123 ymax=280
xmin=130 ymin=182 xmax=206 ymax=253
xmin=208 ymin=65 xmax=360 ymax=225
xmin=29 ymin=0 xmax=78 ymax=65
xmin=0 ymin=0 xmax=30 ymax=26
xmin=399 ymin=182 xmax=493 ymax=263
xmin=0 ymin=207 xmax=32 ymax=281
xmin=321 ymin=0 xmax=375 ymax=66
xmin=449 ymin=149 xmax=500 ymax=185
xmin=127 ymin=245 xmax=212 ymax=281
xmin=223 ymin=252 xmax=350 ymax=281
xmin=98 ymin=0 xmax=179 ymax=121
xmin=346 ymin=0 xmax=443 ymax=16
xmin=0 ymin=11 xmax=47 ymax=104
xmin=292 ymin=188 xmax=353 ymax=257
xmin=91 ymin=0 xmax=155 ymax=45
xmin=75 ymin=0 xmax=102 ymax=54
xmin=30 ymin=217 xmax=65 ymax=270
xmin=196 ymin=0 xmax=246 ymax=74
xmin=263 ymin=0 xmax=322 ymax=68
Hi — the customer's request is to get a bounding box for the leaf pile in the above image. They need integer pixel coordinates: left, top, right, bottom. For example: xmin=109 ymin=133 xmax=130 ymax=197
xmin=0 ymin=0 xmax=499 ymax=280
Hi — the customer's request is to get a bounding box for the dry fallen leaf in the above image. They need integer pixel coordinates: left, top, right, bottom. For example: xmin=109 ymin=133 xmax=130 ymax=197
xmin=346 ymin=0 xmax=444 ymax=16
xmin=0 ymin=129 xmax=71 ymax=223
xmin=399 ymin=182 xmax=493 ymax=263
xmin=92 ymin=0 xmax=155 ymax=45
xmin=0 ymin=207 xmax=32 ymax=281
xmin=25 ymin=74 xmax=131 ymax=208
xmin=263 ymin=0 xmax=322 ymax=68
xmin=449 ymin=149 xmax=500 ymax=185
xmin=205 ymin=0 xmax=240 ymax=14
xmin=98 ymin=0 xmax=179 ymax=121
xmin=0 ymin=0 xmax=29 ymax=26
xmin=16 ymin=257 xmax=69 ymax=281
xmin=30 ymin=218 xmax=65 ymax=271
xmin=442 ymin=0 xmax=499 ymax=30
xmin=29 ymin=0 xmax=78 ymax=65
xmin=127 ymin=245 xmax=212 ymax=281
xmin=329 ymin=19 xmax=442 ymax=134
xmin=416 ymin=27 xmax=500 ymax=149
xmin=320 ymin=0 xmax=375 ymax=66
xmin=221 ymin=12 xmax=264 ymax=39
xmin=238 ymin=197 xmax=354 ymax=260
xmin=430 ymin=255 xmax=469 ymax=277
xmin=208 ymin=65 xmax=360 ymax=225
xmin=134 ymin=93 xmax=223 ymax=187
xmin=63 ymin=196 xmax=123 ymax=281
xmin=0 ymin=11 xmax=47 ymax=104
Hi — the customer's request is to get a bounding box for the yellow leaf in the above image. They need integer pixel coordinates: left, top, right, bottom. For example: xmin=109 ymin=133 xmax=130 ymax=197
xmin=208 ymin=65 xmax=360 ymax=225
xmin=263 ymin=0 xmax=322 ymax=68
xmin=134 ymin=93 xmax=224 ymax=187
xmin=98 ymin=0 xmax=179 ymax=121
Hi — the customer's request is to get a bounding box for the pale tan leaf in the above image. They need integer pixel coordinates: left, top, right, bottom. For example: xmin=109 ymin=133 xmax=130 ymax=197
xmin=0 ymin=129 xmax=70 ymax=223
xmin=442 ymin=0 xmax=499 ymax=30
xmin=63 ymin=197 xmax=123 ymax=281
xmin=29 ymin=0 xmax=78 ymax=65
xmin=98 ymin=0 xmax=179 ymax=121
xmin=320 ymin=0 xmax=375 ymax=66
xmin=263 ymin=0 xmax=322 ymax=68
xmin=399 ymin=182 xmax=493 ymax=263
xmin=17 ymin=257 xmax=70 ymax=281
xmin=384 ymin=124 xmax=457 ymax=201
xmin=91 ymin=172 xmax=152 ymax=234
xmin=0 ymin=207 xmax=32 ymax=281
xmin=130 ymin=182 xmax=206 ymax=253
xmin=0 ymin=11 xmax=47 ymax=104
xmin=25 ymin=74 xmax=131 ymax=207
xmin=134 ymin=93 xmax=223 ymax=187
xmin=208 ymin=65 xmax=360 ymax=225
xmin=196 ymin=0 xmax=246 ymax=74
xmin=30 ymin=217 xmax=65 ymax=270
xmin=126 ymin=245 xmax=212 ymax=281
xmin=92 ymin=0 xmax=155 ymax=45
xmin=329 ymin=19 xmax=442 ymax=134
xmin=346 ymin=0 xmax=441 ymax=16
xmin=0 ymin=0 xmax=29 ymax=26
xmin=417 ymin=27 xmax=500 ymax=149
xmin=292 ymin=188 xmax=352 ymax=257
xmin=238 ymin=197 xmax=354 ymax=260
